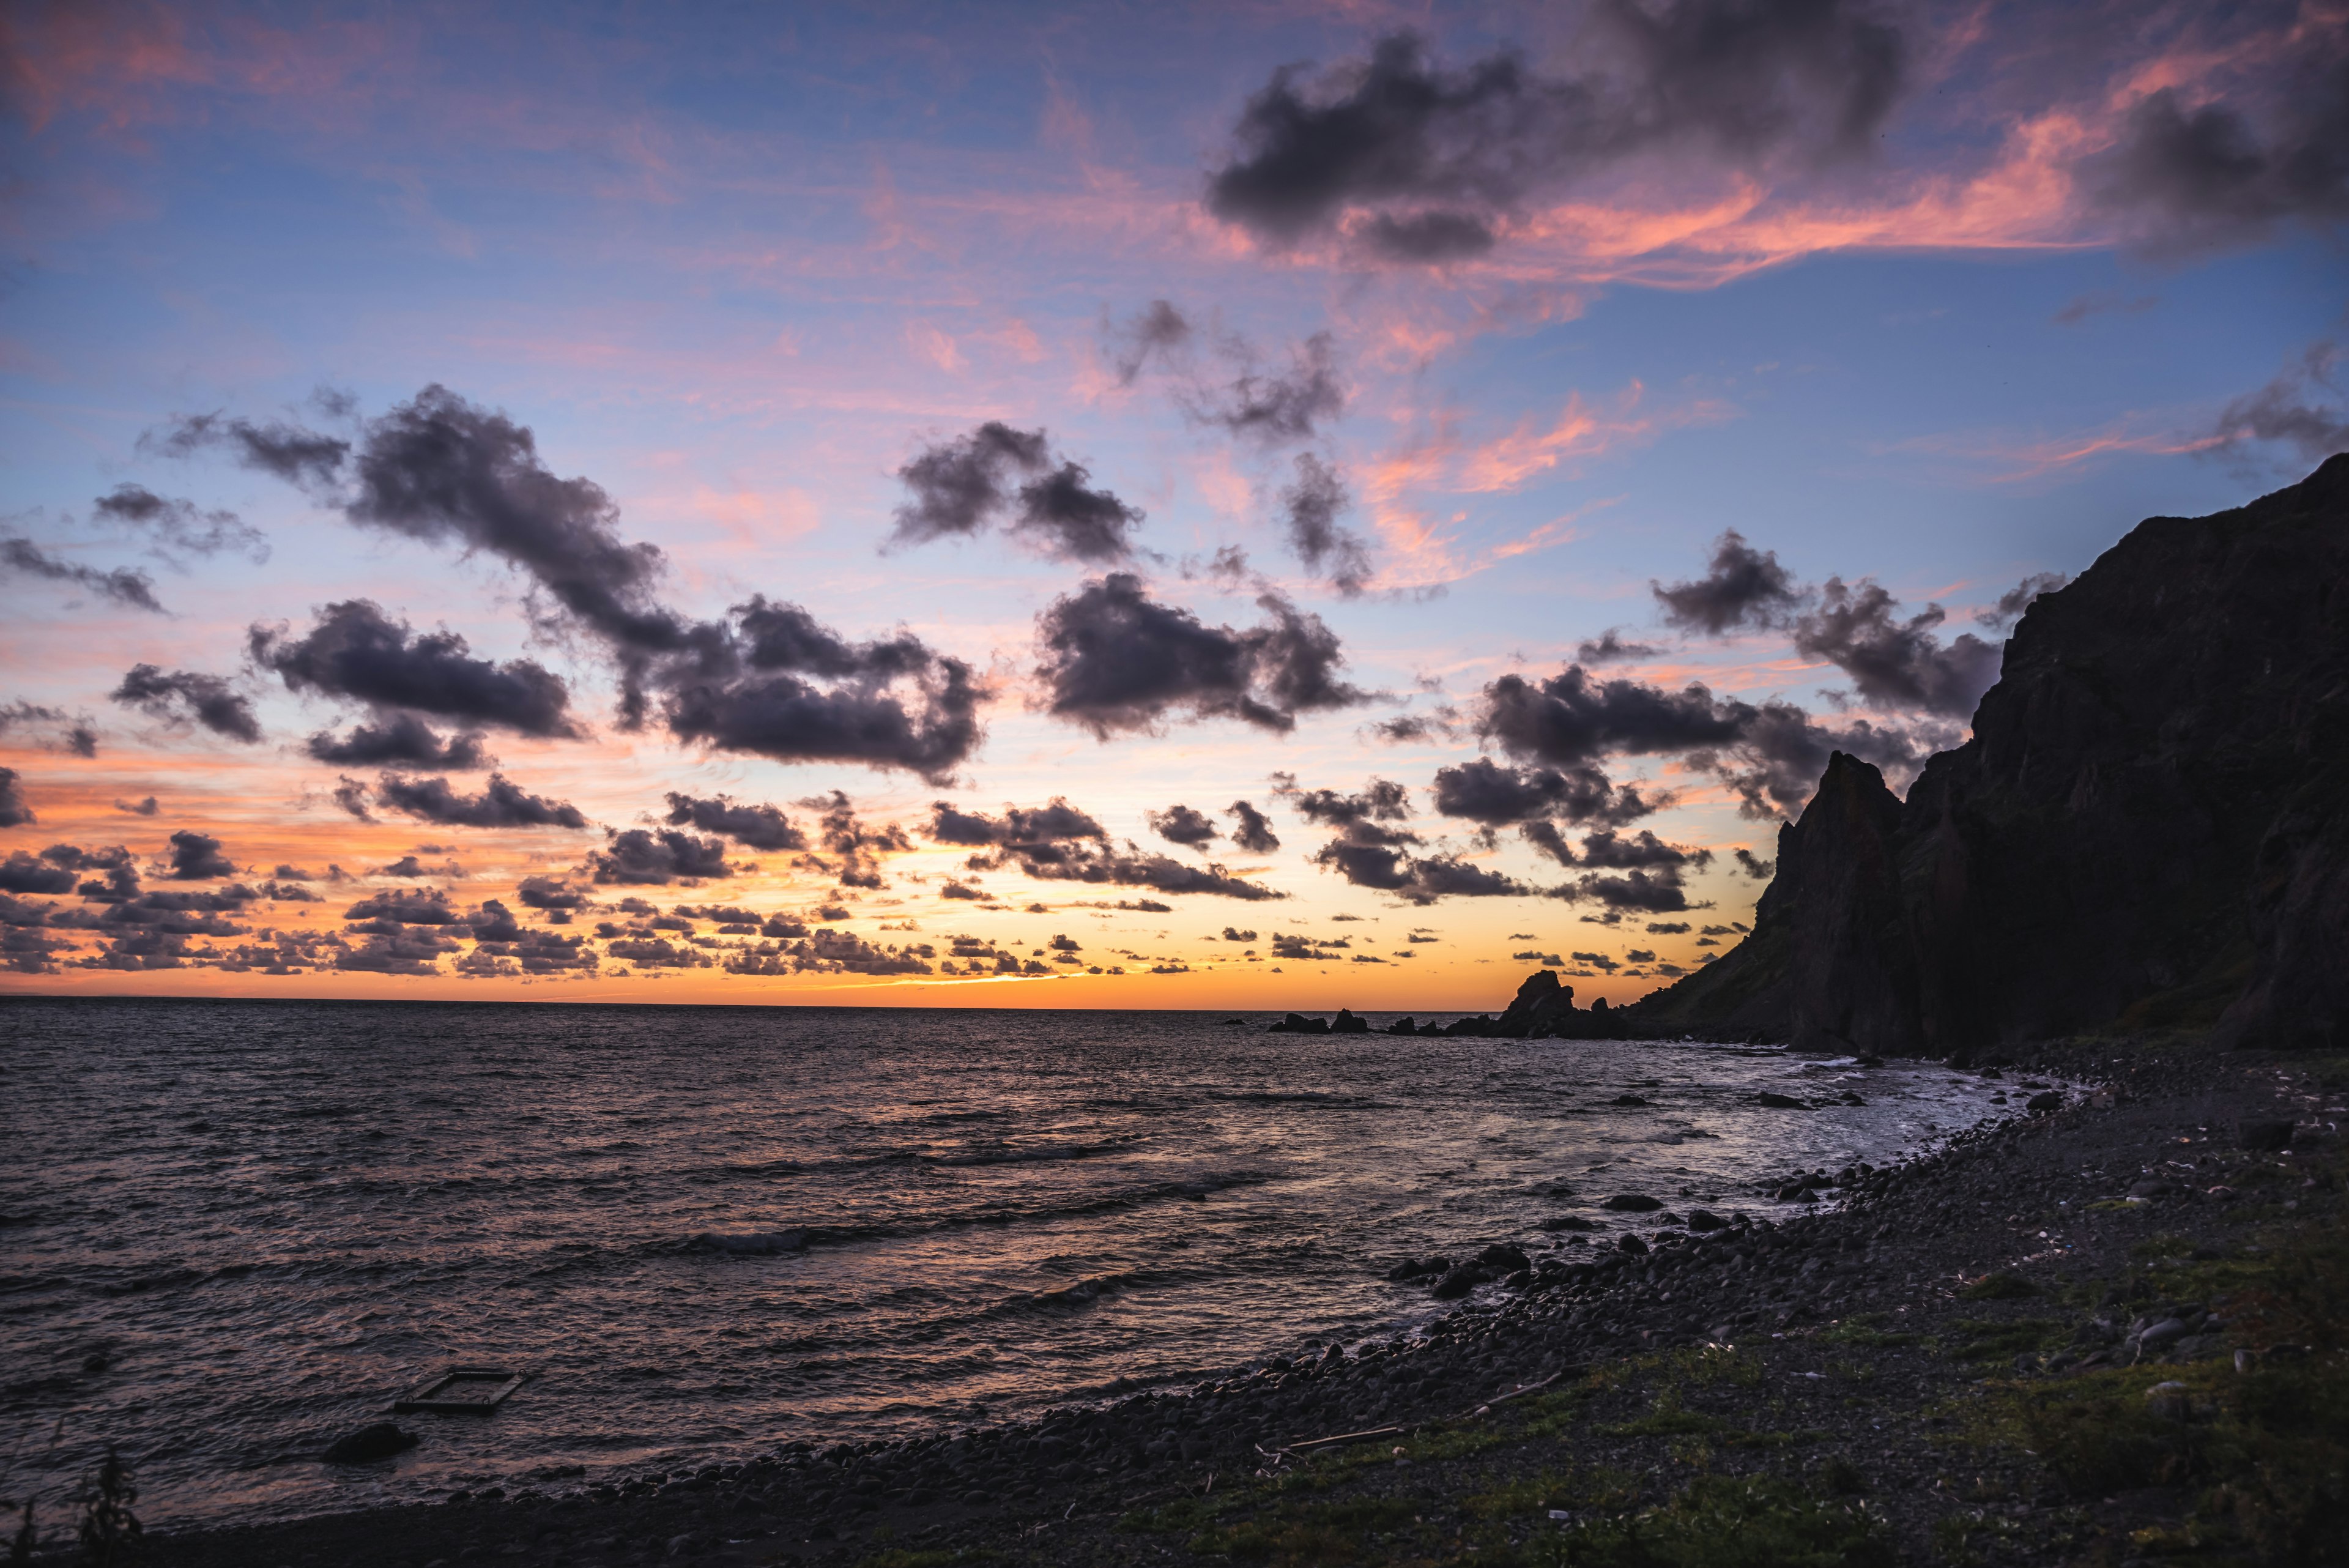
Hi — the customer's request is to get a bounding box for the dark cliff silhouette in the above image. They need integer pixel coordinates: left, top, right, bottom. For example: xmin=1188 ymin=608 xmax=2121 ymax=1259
xmin=1629 ymin=454 xmax=2349 ymax=1057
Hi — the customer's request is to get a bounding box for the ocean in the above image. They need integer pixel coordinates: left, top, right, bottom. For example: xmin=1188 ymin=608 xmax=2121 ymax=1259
xmin=0 ymin=998 xmax=2011 ymax=1525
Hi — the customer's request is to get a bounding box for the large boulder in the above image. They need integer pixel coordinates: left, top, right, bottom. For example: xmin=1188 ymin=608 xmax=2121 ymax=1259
xmin=1494 ymin=970 xmax=1579 ymax=1037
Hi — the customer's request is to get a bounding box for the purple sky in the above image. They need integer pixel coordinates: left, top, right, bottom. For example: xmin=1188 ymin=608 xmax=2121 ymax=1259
xmin=1 ymin=0 xmax=2342 ymax=1004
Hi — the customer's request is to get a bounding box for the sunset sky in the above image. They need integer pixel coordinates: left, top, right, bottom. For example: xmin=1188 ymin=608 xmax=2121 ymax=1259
xmin=2 ymin=0 xmax=2342 ymax=1007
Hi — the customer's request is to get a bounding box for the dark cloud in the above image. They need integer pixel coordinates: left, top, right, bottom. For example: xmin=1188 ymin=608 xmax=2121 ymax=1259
xmin=370 ymin=772 xmax=591 ymax=830
xmin=1370 ymin=708 xmax=1461 ymax=744
xmin=1013 ymin=463 xmax=1147 ymax=563
xmin=0 ymin=850 xmax=75 ymax=894
xmin=147 ymin=410 xmax=351 ymax=488
xmin=1478 ymin=665 xmax=1748 ymax=768
xmin=166 ymin=830 xmax=236 ymax=880
xmin=338 ymin=927 xmax=462 ymax=975
xmin=1362 ymin=209 xmax=1496 ymax=261
xmin=517 ymin=875 xmax=591 ymax=912
xmin=731 ymin=596 xmax=924 ymax=682
xmin=1428 ymin=756 xmax=1660 ymax=829
xmin=1652 ymin=529 xmax=1803 ymax=634
xmin=0 ymin=766 xmax=31 ymax=828
xmin=587 ymin=827 xmax=731 ymax=885
xmin=200 ymin=384 xmax=986 ymax=778
xmin=936 ymin=798 xmax=1282 ymax=900
xmin=1735 ymin=848 xmax=1775 ymax=879
xmin=1551 ymin=866 xmax=1693 ymax=912
xmin=930 ymin=797 xmax=1107 ymax=852
xmin=1205 ymin=12 xmax=1904 ymax=259
xmin=1293 ymin=775 xmax=1527 ymax=903
xmin=114 ymin=796 xmax=158 ymax=816
xmin=368 ymin=855 xmax=462 ymax=880
xmin=2 ymin=538 xmax=163 ymax=612
xmin=1307 ymin=825 xmax=1528 ymax=904
xmin=1034 ymin=573 xmax=1366 ymax=737
xmin=0 ymin=702 xmax=98 ymax=758
xmin=662 ymin=651 xmax=982 ymax=786
xmin=1106 ymin=299 xmax=1194 ymax=385
xmin=1226 ymin=799 xmax=1280 ymax=853
xmin=662 ymin=791 xmax=806 ymax=851
xmin=1219 ymin=927 xmax=1255 ymax=943
xmin=331 ymin=776 xmax=374 ymax=822
xmin=1148 ymin=804 xmax=1219 ymax=849
xmin=344 ymin=886 xmax=462 ymax=925
xmin=804 ymin=790 xmax=911 ymax=888
xmin=891 ymin=423 xmax=1143 ymax=562
xmin=1575 ymin=630 xmax=1660 ymax=664
xmin=940 ymin=879 xmax=983 ymax=899
xmin=455 ymin=927 xmax=599 ymax=976
xmin=1696 ymin=700 xmax=1950 ymax=819
xmin=2086 ymin=64 xmax=2349 ymax=253
xmin=1647 ymin=921 xmax=1691 ymax=934
xmin=1573 ymin=827 xmax=1705 ymax=869
xmin=1290 ymin=777 xmax=1412 ymax=828
xmin=109 ymin=665 xmax=262 ymax=743
xmin=343 ymin=387 xmax=681 ymax=660
xmin=2205 ymin=338 xmax=2349 ymax=465
xmin=459 ymin=899 xmax=522 ymax=942
xmin=4 ymin=926 xmax=78 ymax=973
xmin=725 ymin=928 xmax=935 ymax=976
xmin=213 ymin=931 xmax=349 ymax=975
xmin=1975 ymin=571 xmax=2069 ymax=631
xmin=1186 ymin=332 xmax=1345 ymax=442
xmin=891 ymin=422 xmax=1052 ymax=546
xmin=1658 ymin=530 xmax=2003 ymax=716
xmin=1791 ymin=578 xmax=2003 ymax=716
xmin=1280 ymin=453 xmax=1371 ymax=594
xmin=306 ymin=713 xmax=489 ymax=770
xmin=252 ymin=599 xmax=576 ymax=738
xmin=90 ymin=485 xmax=269 ymax=565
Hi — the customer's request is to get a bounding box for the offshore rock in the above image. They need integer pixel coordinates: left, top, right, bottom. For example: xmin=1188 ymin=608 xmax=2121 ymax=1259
xmin=1632 ymin=456 xmax=2349 ymax=1057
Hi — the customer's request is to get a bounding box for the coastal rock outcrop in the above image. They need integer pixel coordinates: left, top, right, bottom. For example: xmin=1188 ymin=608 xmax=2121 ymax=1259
xmin=1633 ymin=456 xmax=2349 ymax=1057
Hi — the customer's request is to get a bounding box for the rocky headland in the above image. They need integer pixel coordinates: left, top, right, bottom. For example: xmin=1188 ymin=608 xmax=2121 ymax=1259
xmin=84 ymin=463 xmax=2349 ymax=1567
xmin=1633 ymin=456 xmax=2349 ymax=1059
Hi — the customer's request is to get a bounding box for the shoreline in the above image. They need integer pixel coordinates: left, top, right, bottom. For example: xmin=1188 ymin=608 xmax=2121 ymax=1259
xmin=104 ymin=1030 xmax=2344 ymax=1567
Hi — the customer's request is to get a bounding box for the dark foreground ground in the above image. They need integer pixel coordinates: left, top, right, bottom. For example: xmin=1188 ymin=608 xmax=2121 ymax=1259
xmin=60 ymin=1036 xmax=2349 ymax=1567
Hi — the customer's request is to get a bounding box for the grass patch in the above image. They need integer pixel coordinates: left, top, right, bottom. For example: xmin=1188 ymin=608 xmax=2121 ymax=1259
xmin=1940 ymin=1318 xmax=2066 ymax=1362
xmin=1119 ymin=1494 xmax=1237 ymax=1534
xmin=1659 ymin=1345 xmax=1767 ymax=1391
xmin=1959 ymin=1271 xmax=2038 ymax=1301
xmin=1537 ymin=1474 xmax=1894 ymax=1568
xmin=1607 ymin=1407 xmax=1730 ymax=1440
xmin=1973 ymin=1132 xmax=2349 ymax=1565
xmin=1466 ymin=1467 xmax=1641 ymax=1520
xmin=1192 ymin=1496 xmax=1421 ymax=1564
xmin=1822 ymin=1323 xmax=1922 ymax=1350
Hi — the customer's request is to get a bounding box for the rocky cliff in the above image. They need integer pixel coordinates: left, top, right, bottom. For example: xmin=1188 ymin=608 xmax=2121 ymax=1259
xmin=1631 ymin=455 xmax=2349 ymax=1057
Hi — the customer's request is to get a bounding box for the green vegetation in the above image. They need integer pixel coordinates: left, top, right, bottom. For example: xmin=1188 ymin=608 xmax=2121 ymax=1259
xmin=854 ymin=1550 xmax=1003 ymax=1568
xmin=1939 ymin=1318 xmax=2067 ymax=1362
xmin=1958 ymin=1271 xmax=2038 ymax=1301
xmin=1970 ymin=1134 xmax=2349 ymax=1564
xmin=1532 ymin=1475 xmax=1894 ymax=1568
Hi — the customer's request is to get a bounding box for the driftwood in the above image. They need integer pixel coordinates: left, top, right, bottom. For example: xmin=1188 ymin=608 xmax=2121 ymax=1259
xmin=1265 ymin=1370 xmax=1579 ymax=1465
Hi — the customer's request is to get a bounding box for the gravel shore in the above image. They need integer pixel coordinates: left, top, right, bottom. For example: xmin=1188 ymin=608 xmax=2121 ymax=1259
xmin=109 ymin=1036 xmax=2347 ymax=1567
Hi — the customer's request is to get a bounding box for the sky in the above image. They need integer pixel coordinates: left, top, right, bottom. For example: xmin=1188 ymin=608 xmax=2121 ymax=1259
xmin=1 ymin=0 xmax=2343 ymax=1008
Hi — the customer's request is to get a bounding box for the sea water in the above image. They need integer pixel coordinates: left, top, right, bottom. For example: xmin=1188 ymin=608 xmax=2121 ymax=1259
xmin=0 ymin=998 xmax=2011 ymax=1524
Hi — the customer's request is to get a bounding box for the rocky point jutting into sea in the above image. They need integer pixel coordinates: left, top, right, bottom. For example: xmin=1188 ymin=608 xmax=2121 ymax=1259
xmin=89 ymin=458 xmax=2349 ymax=1566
